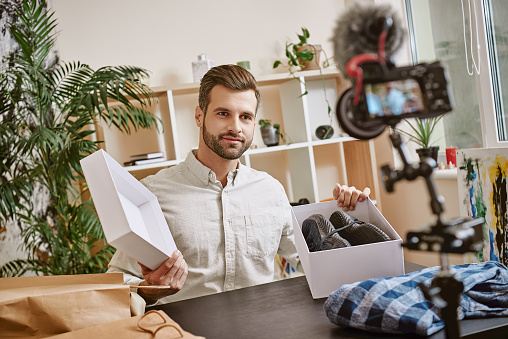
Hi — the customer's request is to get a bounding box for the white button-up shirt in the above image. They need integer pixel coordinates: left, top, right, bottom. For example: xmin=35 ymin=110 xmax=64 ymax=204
xmin=107 ymin=151 xmax=301 ymax=303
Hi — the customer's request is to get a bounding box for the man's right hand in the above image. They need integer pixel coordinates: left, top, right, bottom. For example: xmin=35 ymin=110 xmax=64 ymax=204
xmin=137 ymin=249 xmax=188 ymax=303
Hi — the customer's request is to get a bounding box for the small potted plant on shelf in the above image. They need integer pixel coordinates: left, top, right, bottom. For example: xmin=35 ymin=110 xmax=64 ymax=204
xmin=397 ymin=116 xmax=443 ymax=162
xmin=273 ymin=27 xmax=334 ymax=138
xmin=273 ymin=27 xmax=325 ymax=73
xmin=258 ymin=119 xmax=286 ymax=147
xmin=273 ymin=27 xmax=331 ymax=96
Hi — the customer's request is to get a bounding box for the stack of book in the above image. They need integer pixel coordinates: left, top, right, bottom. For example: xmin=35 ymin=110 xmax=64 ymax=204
xmin=123 ymin=152 xmax=165 ymax=166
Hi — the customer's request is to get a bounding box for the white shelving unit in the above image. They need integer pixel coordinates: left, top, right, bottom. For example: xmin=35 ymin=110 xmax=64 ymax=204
xmin=100 ymin=68 xmax=380 ymax=204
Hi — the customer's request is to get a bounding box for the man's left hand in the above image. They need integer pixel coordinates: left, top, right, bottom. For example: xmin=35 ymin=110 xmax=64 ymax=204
xmin=333 ymin=183 xmax=370 ymax=211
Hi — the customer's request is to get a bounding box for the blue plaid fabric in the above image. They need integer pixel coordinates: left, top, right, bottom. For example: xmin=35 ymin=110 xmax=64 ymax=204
xmin=324 ymin=261 xmax=508 ymax=336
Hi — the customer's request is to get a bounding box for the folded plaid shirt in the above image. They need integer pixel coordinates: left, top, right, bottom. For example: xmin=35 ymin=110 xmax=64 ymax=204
xmin=324 ymin=261 xmax=508 ymax=336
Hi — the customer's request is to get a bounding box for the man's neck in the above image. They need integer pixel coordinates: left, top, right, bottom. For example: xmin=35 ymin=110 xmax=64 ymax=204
xmin=195 ymin=147 xmax=239 ymax=187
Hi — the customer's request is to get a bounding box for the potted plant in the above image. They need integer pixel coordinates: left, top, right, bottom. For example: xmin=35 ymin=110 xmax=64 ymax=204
xmin=273 ymin=27 xmax=334 ymax=138
xmin=273 ymin=27 xmax=324 ymax=72
xmin=273 ymin=27 xmax=332 ymax=97
xmin=0 ymin=0 xmax=160 ymax=277
xmin=397 ymin=116 xmax=443 ymax=162
xmin=259 ymin=119 xmax=286 ymax=147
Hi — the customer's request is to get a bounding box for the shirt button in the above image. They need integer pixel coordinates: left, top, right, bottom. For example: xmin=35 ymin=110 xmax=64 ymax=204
xmin=226 ymin=284 xmax=232 ymax=289
xmin=209 ymin=173 xmax=213 ymax=179
xmin=226 ymin=253 xmax=232 ymax=258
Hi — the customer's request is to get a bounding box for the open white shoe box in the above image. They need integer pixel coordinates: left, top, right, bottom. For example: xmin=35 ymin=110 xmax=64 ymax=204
xmin=80 ymin=149 xmax=177 ymax=270
xmin=292 ymin=199 xmax=404 ymax=299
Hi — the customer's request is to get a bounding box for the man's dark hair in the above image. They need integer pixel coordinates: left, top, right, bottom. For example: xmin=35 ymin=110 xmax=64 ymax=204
xmin=198 ymin=64 xmax=261 ymax=114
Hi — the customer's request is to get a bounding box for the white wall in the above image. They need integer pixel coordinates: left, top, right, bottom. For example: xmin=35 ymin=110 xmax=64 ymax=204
xmin=50 ymin=0 xmax=347 ymax=87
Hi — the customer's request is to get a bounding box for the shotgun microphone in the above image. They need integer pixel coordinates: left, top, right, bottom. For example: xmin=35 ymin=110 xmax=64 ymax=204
xmin=332 ymin=2 xmax=405 ymax=77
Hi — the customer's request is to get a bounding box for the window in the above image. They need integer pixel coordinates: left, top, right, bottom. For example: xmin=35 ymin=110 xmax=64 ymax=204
xmin=486 ymin=0 xmax=508 ymax=142
xmin=406 ymin=0 xmax=482 ymax=149
xmin=404 ymin=0 xmax=508 ymax=148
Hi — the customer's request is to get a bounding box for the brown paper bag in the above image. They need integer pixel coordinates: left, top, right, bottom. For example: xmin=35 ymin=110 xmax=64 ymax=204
xmin=46 ymin=310 xmax=205 ymax=339
xmin=0 ymin=273 xmax=131 ymax=338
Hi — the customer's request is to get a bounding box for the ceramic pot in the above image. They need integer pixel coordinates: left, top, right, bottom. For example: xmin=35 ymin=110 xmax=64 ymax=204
xmin=416 ymin=146 xmax=439 ymax=162
xmin=296 ymin=44 xmax=322 ymax=70
xmin=315 ymin=125 xmax=334 ymax=140
xmin=260 ymin=126 xmax=279 ymax=146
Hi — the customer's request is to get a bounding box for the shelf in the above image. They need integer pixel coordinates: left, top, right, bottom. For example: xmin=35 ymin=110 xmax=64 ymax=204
xmin=150 ymin=68 xmax=342 ymax=95
xmin=433 ymin=168 xmax=458 ymax=179
xmin=119 ymin=135 xmax=357 ymax=176
xmin=246 ymin=142 xmax=308 ymax=155
xmin=150 ymin=83 xmax=199 ymax=96
xmin=246 ymin=136 xmax=359 ymax=156
xmin=124 ymin=159 xmax=180 ymax=172
xmin=310 ymin=136 xmax=356 ymax=146
xmin=104 ymin=67 xmax=378 ymax=204
xmin=256 ymin=67 xmax=342 ymax=85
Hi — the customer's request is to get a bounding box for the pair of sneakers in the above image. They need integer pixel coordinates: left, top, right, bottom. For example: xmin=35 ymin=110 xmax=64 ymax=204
xmin=302 ymin=210 xmax=391 ymax=252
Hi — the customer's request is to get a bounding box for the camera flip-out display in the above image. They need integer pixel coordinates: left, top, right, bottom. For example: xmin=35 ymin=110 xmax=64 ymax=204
xmin=358 ymin=61 xmax=453 ymax=122
xmin=337 ymin=61 xmax=453 ymax=140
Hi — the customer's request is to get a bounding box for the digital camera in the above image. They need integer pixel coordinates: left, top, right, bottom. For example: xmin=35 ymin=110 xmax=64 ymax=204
xmin=337 ymin=61 xmax=454 ymax=140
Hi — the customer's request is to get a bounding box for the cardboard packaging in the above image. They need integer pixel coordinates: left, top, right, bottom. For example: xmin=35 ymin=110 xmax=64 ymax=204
xmin=46 ymin=310 xmax=204 ymax=339
xmin=0 ymin=273 xmax=131 ymax=338
xmin=80 ymin=149 xmax=177 ymax=270
xmin=292 ymin=199 xmax=404 ymax=299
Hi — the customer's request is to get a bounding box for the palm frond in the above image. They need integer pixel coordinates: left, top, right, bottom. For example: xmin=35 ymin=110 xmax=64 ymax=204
xmin=12 ymin=0 xmax=58 ymax=69
xmin=52 ymin=61 xmax=93 ymax=108
xmin=0 ymin=259 xmax=30 ymax=277
xmin=397 ymin=116 xmax=443 ymax=148
xmin=85 ymin=244 xmax=116 ymax=272
xmin=0 ymin=177 xmax=33 ymax=222
xmin=101 ymin=104 xmax=161 ymax=134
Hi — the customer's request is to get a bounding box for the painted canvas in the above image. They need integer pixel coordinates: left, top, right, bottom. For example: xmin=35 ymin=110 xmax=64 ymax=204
xmin=457 ymin=148 xmax=507 ymax=265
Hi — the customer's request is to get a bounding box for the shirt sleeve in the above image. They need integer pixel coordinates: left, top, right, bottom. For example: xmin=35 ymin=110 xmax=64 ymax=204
xmin=275 ymin=184 xmax=303 ymax=274
xmin=107 ymin=250 xmax=172 ymax=307
xmin=107 ymin=249 xmax=144 ymax=286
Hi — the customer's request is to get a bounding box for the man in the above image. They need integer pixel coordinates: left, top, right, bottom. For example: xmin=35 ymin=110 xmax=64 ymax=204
xmin=107 ymin=65 xmax=369 ymax=304
xmin=383 ymin=81 xmax=406 ymax=115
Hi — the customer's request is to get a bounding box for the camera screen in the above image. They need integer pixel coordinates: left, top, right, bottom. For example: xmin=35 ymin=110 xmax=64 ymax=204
xmin=364 ymin=79 xmax=425 ymax=117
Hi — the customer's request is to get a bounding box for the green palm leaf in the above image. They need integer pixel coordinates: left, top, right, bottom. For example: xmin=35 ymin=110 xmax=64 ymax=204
xmin=0 ymin=259 xmax=30 ymax=278
xmin=397 ymin=116 xmax=443 ymax=149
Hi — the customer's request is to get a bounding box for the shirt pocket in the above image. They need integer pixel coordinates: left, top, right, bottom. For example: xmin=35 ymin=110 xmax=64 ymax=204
xmin=245 ymin=215 xmax=279 ymax=258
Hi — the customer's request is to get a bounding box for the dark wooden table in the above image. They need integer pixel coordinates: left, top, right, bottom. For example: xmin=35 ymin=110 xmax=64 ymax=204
xmin=150 ymin=262 xmax=508 ymax=339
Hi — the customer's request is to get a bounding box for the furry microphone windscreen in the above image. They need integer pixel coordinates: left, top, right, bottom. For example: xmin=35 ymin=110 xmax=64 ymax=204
xmin=332 ymin=2 xmax=405 ymax=77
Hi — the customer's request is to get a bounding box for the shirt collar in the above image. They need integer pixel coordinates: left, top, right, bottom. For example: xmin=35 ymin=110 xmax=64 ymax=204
xmin=185 ymin=150 xmax=241 ymax=186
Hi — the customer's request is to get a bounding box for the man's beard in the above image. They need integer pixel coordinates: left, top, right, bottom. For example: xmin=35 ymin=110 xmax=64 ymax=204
xmin=202 ymin=122 xmax=252 ymax=160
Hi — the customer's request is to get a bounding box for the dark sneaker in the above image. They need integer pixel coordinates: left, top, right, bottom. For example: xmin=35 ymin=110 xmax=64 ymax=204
xmin=329 ymin=210 xmax=391 ymax=246
xmin=302 ymin=214 xmax=351 ymax=252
